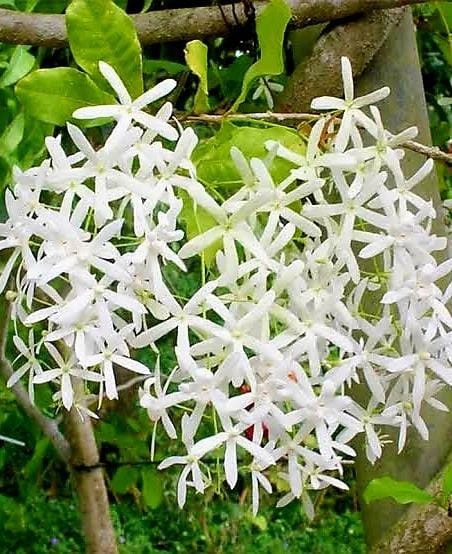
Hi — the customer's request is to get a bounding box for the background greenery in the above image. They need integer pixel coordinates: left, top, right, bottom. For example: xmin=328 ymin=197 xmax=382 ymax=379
xmin=0 ymin=1 xmax=450 ymax=553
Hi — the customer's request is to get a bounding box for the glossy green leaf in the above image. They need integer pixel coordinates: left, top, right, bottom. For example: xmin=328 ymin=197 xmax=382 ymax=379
xmin=232 ymin=0 xmax=291 ymax=110
xmin=66 ymin=0 xmax=143 ymax=99
xmin=443 ymin=464 xmax=452 ymax=498
xmin=17 ymin=116 xmax=53 ymax=170
xmin=16 ymin=67 xmax=116 ymax=126
xmin=111 ymin=466 xmax=139 ymax=494
xmin=363 ymin=476 xmax=434 ymax=505
xmin=141 ymin=467 xmax=163 ymax=509
xmin=185 ymin=40 xmax=210 ymax=113
xmin=0 ymin=112 xmax=24 ymax=156
xmin=193 ymin=122 xmax=306 ymax=189
xmin=179 ymin=192 xmax=221 ymax=267
xmin=0 ymin=47 xmax=35 ymax=88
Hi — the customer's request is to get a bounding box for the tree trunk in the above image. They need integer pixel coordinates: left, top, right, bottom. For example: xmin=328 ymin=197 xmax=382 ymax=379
xmin=64 ymin=385 xmax=118 ymax=554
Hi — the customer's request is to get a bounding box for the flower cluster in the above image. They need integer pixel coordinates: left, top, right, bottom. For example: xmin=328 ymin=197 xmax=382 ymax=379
xmin=1 ymin=57 xmax=451 ymax=515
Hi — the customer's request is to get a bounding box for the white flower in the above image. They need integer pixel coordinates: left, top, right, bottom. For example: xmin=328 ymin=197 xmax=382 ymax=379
xmin=33 ymin=343 xmax=103 ymax=410
xmin=311 ymin=56 xmax=390 ymax=152
xmin=252 ymin=77 xmax=284 ymax=109
xmin=73 ymin=62 xmax=178 ymax=141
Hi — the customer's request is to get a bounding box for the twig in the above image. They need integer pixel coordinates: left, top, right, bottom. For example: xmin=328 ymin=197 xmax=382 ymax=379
xmin=179 ymin=111 xmax=319 ymax=123
xmin=0 ymin=297 xmax=71 ymax=463
xmin=0 ymin=0 xmax=429 ymax=48
xmin=84 ymin=374 xmax=148 ymax=407
xmin=181 ymin=111 xmax=452 ymax=165
xmin=402 ymin=140 xmax=452 ymax=165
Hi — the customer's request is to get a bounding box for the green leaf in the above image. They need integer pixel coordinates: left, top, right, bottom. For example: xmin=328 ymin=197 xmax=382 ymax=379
xmin=193 ymin=122 xmax=306 ymax=189
xmin=232 ymin=0 xmax=291 ymax=110
xmin=16 ymin=67 xmax=116 ymax=126
xmin=17 ymin=116 xmax=53 ymax=170
xmin=437 ymin=2 xmax=452 ymax=33
xmin=143 ymin=59 xmax=187 ymax=76
xmin=0 ymin=112 xmax=24 ymax=158
xmin=363 ymin=476 xmax=434 ymax=505
xmin=248 ymin=514 xmax=268 ymax=531
xmin=23 ymin=438 xmax=49 ymax=483
xmin=185 ymin=40 xmax=210 ymax=113
xmin=179 ymin=192 xmax=221 ymax=267
xmin=0 ymin=47 xmax=35 ymax=88
xmin=184 ymin=123 xmax=306 ymax=265
xmin=443 ymin=464 xmax=452 ymax=498
xmin=111 ymin=466 xmax=139 ymax=494
xmin=35 ymin=0 xmax=68 ymax=12
xmin=141 ymin=0 xmax=153 ymax=11
xmin=141 ymin=467 xmax=163 ymax=509
xmin=66 ymin=0 xmax=143 ymax=99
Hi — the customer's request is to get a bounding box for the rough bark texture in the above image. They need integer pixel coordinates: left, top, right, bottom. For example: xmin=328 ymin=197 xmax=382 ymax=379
xmin=0 ymin=0 xmax=427 ymax=48
xmin=278 ymin=8 xmax=405 ymax=112
xmin=277 ymin=7 xmax=452 ymax=553
xmin=64 ymin=383 xmax=118 ymax=554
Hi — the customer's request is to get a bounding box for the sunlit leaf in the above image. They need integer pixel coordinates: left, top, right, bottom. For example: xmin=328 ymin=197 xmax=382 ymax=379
xmin=179 ymin=192 xmax=221 ymax=267
xmin=232 ymin=0 xmax=291 ymax=110
xmin=0 ymin=47 xmax=34 ymax=88
xmin=443 ymin=464 xmax=452 ymax=499
xmin=16 ymin=68 xmax=116 ymax=126
xmin=363 ymin=476 xmax=434 ymax=505
xmin=193 ymin=122 xmax=306 ymax=189
xmin=66 ymin=0 xmax=143 ymax=98
xmin=185 ymin=40 xmax=210 ymax=113
xmin=0 ymin=112 xmax=24 ymax=156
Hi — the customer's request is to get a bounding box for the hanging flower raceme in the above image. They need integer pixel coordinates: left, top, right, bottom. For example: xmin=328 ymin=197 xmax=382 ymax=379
xmin=1 ymin=58 xmax=451 ymax=515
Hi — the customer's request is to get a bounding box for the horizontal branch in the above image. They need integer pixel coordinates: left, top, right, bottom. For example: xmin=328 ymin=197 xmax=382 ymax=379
xmin=182 ymin=111 xmax=452 ymax=165
xmin=180 ymin=111 xmax=319 ymax=123
xmin=403 ymin=139 xmax=452 ymax=166
xmin=0 ymin=297 xmax=71 ymax=464
xmin=0 ymin=0 xmax=427 ymax=48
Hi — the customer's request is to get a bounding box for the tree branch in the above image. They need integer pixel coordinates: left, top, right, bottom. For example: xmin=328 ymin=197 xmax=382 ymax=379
xmin=0 ymin=0 xmax=428 ymax=48
xmin=63 ymin=380 xmax=118 ymax=554
xmin=277 ymin=7 xmax=406 ymax=112
xmin=182 ymin=111 xmax=452 ymax=165
xmin=0 ymin=296 xmax=71 ymax=464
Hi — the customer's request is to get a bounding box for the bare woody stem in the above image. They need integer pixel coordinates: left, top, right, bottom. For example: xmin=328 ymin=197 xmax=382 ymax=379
xmin=181 ymin=111 xmax=452 ymax=165
xmin=63 ymin=382 xmax=118 ymax=554
xmin=0 ymin=296 xmax=71 ymax=463
xmin=0 ymin=0 xmax=428 ymax=48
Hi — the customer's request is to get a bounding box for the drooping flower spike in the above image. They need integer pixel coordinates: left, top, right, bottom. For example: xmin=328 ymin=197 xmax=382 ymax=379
xmin=1 ymin=58 xmax=450 ymax=515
